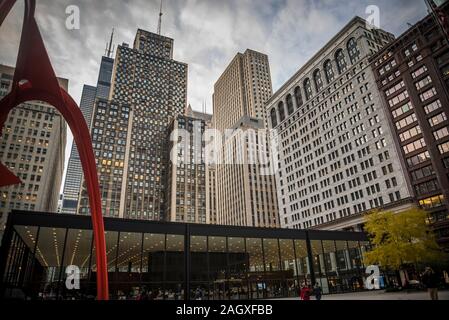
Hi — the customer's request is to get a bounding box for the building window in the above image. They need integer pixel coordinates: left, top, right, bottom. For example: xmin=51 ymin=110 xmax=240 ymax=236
xmin=286 ymin=94 xmax=294 ymax=115
xmin=415 ymin=76 xmax=433 ymax=91
xmin=433 ymin=126 xmax=449 ymax=140
xmin=438 ymin=141 xmax=449 ymax=154
xmin=294 ymin=86 xmax=303 ymax=108
xmin=419 ymin=195 xmax=444 ymax=209
xmin=428 ymin=112 xmax=447 ymax=127
xmin=278 ymin=101 xmax=286 ymax=122
xmin=304 ymin=78 xmax=313 ymax=100
xmin=324 ymin=60 xmax=335 ymax=83
xmin=335 ymin=49 xmax=347 ymax=74
xmin=420 ymin=87 xmax=437 ymax=102
xmin=270 ymin=108 xmax=277 ymax=128
xmin=347 ymin=38 xmax=360 ymax=64
xmin=313 ymin=69 xmax=324 ymax=92
xmin=403 ymin=138 xmax=426 ymax=155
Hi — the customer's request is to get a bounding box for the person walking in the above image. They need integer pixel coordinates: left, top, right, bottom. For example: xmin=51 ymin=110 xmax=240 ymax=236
xmin=313 ymin=282 xmax=322 ymax=301
xmin=300 ymin=284 xmax=312 ymax=301
xmin=421 ymin=267 xmax=440 ymax=300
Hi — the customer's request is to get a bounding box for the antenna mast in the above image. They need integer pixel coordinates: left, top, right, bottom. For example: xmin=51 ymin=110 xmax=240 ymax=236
xmin=106 ymin=27 xmax=115 ymax=58
xmin=157 ymin=0 xmax=163 ymax=35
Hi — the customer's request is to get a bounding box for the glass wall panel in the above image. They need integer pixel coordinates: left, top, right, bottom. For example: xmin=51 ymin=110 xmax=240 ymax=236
xmin=115 ymin=232 xmax=142 ymax=299
xmin=227 ymin=237 xmax=247 ymax=300
xmin=142 ymin=233 xmax=167 ymax=298
xmin=34 ymin=227 xmax=67 ymax=300
xmin=321 ymin=240 xmax=337 ymax=294
xmin=61 ymin=229 xmax=92 ymax=299
xmin=347 ymin=241 xmax=364 ymax=291
xmin=246 ymin=238 xmax=264 ymax=299
xmin=294 ymin=239 xmax=310 ymax=286
xmin=92 ymin=231 xmax=119 ymax=299
xmin=311 ymin=240 xmax=327 ymax=293
xmin=165 ymin=234 xmax=184 ymax=299
xmin=3 ymin=226 xmax=38 ymax=299
xmin=208 ymin=236 xmax=227 ymax=299
xmin=279 ymin=239 xmax=297 ymax=297
xmin=263 ymin=238 xmax=281 ymax=298
xmin=190 ymin=236 xmax=208 ymax=300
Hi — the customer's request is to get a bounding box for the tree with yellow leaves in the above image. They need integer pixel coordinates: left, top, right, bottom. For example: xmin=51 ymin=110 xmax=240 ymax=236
xmin=363 ymin=207 xmax=447 ymax=270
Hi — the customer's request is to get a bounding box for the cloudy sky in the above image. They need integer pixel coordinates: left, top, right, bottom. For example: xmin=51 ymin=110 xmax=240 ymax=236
xmin=0 ymin=0 xmax=429 ymax=187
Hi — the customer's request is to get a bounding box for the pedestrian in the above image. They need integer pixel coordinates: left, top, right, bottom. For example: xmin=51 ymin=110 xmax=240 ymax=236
xmin=300 ymin=284 xmax=312 ymax=301
xmin=313 ymin=282 xmax=322 ymax=300
xmin=421 ymin=267 xmax=440 ymax=300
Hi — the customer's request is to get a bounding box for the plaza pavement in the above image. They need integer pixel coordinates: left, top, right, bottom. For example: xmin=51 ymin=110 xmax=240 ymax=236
xmin=275 ymin=290 xmax=449 ymax=300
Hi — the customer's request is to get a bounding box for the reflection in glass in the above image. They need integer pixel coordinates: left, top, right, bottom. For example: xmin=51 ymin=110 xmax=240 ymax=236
xmin=228 ymin=237 xmax=247 ymax=300
xmin=208 ymin=236 xmax=227 ymax=299
xmin=35 ymin=227 xmax=67 ymax=300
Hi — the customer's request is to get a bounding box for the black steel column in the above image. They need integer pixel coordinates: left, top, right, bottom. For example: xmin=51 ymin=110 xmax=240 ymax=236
xmin=184 ymin=224 xmax=190 ymax=301
xmin=0 ymin=211 xmax=15 ymax=297
xmin=305 ymin=231 xmax=316 ymax=286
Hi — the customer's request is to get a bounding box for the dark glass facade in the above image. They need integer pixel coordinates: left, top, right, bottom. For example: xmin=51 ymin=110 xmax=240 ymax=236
xmin=0 ymin=211 xmax=369 ymax=300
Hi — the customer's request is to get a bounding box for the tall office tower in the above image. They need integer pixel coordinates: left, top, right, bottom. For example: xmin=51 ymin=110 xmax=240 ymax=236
xmin=213 ymin=49 xmax=273 ymax=132
xmin=0 ymin=64 xmax=67 ymax=231
xmin=216 ymin=116 xmax=280 ymax=227
xmin=166 ymin=108 xmax=212 ymax=223
xmin=266 ymin=17 xmax=416 ymax=232
xmin=213 ymin=49 xmax=279 ymax=228
xmin=371 ymin=2 xmax=449 ymax=247
xmin=61 ymin=39 xmax=115 ymax=214
xmin=78 ymin=29 xmax=188 ymax=220
xmin=61 ymin=85 xmax=96 ymax=213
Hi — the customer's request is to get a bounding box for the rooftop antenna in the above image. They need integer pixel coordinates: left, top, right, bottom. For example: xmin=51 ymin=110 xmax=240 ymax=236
xmin=157 ymin=0 xmax=163 ymax=35
xmin=106 ymin=27 xmax=115 ymax=58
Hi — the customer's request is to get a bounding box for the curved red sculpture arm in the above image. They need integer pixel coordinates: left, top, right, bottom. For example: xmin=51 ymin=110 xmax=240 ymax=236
xmin=0 ymin=0 xmax=109 ymax=299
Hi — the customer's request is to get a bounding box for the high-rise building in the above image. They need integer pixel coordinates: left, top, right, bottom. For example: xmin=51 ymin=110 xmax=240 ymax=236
xmin=216 ymin=116 xmax=280 ymax=228
xmin=0 ymin=64 xmax=67 ymax=231
xmin=213 ymin=49 xmax=273 ymax=132
xmin=61 ymin=42 xmax=115 ymax=214
xmin=78 ymin=29 xmax=188 ymax=220
xmin=371 ymin=2 xmax=449 ymax=247
xmin=265 ymin=17 xmax=416 ymax=232
xmin=213 ymin=49 xmax=279 ymax=228
xmin=61 ymin=85 xmax=96 ymax=214
xmin=166 ymin=107 xmax=212 ymax=223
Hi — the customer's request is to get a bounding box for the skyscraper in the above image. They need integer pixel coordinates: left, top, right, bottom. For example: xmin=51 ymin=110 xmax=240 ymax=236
xmin=213 ymin=49 xmax=273 ymax=132
xmin=371 ymin=2 xmax=449 ymax=247
xmin=78 ymin=29 xmax=188 ymax=220
xmin=0 ymin=64 xmax=67 ymax=232
xmin=166 ymin=107 xmax=212 ymax=223
xmin=266 ymin=17 xmax=415 ymax=232
xmin=61 ymin=34 xmax=115 ymax=214
xmin=61 ymin=84 xmax=96 ymax=214
xmin=213 ymin=49 xmax=279 ymax=228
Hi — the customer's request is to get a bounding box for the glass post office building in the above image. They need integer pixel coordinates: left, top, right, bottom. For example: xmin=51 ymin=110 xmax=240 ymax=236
xmin=0 ymin=211 xmax=370 ymax=300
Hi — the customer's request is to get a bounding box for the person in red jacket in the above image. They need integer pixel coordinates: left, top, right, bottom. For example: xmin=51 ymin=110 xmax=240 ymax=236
xmin=300 ymin=285 xmax=312 ymax=300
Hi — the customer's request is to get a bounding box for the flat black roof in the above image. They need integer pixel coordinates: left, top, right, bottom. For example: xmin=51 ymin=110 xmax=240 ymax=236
xmin=5 ymin=210 xmax=368 ymax=242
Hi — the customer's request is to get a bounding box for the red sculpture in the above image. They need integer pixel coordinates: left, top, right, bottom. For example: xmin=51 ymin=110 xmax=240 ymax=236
xmin=0 ymin=0 xmax=109 ymax=299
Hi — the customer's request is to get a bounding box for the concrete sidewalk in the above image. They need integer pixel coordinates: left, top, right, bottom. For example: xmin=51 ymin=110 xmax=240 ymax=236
xmin=276 ymin=290 xmax=449 ymax=300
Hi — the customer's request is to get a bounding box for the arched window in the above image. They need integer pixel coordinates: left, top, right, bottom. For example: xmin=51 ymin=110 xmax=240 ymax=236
xmin=304 ymin=78 xmax=313 ymax=101
xmin=313 ymin=69 xmax=323 ymax=92
xmin=278 ymin=101 xmax=285 ymax=122
xmin=270 ymin=108 xmax=278 ymax=127
xmin=294 ymin=86 xmax=303 ymax=108
xmin=324 ymin=60 xmax=334 ymax=83
xmin=286 ymin=94 xmax=294 ymax=115
xmin=335 ymin=49 xmax=347 ymax=74
xmin=347 ymin=38 xmax=360 ymax=64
